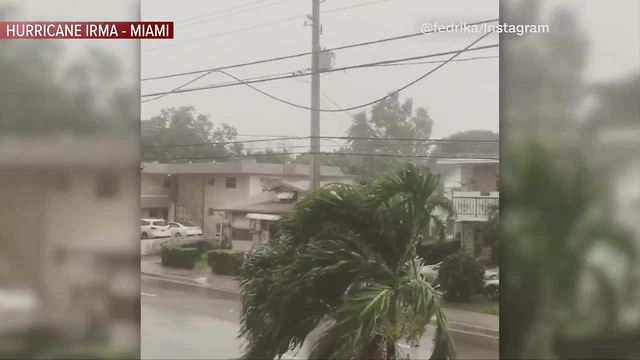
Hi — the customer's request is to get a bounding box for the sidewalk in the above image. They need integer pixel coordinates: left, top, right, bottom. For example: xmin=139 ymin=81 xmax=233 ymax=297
xmin=141 ymin=255 xmax=240 ymax=294
xmin=141 ymin=255 xmax=498 ymax=335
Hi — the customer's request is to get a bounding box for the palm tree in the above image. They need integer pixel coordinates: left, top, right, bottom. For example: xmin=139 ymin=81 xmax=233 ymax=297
xmin=239 ymin=163 xmax=456 ymax=359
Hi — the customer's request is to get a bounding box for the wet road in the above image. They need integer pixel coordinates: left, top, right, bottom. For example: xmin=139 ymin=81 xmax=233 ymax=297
xmin=141 ymin=276 xmax=498 ymax=359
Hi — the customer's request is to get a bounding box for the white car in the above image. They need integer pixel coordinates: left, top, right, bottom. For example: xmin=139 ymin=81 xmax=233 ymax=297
xmin=420 ymin=261 xmax=442 ymax=284
xmin=483 ymin=267 xmax=499 ymax=301
xmin=140 ymin=218 xmax=171 ymax=239
xmin=168 ymin=221 xmax=203 ymax=237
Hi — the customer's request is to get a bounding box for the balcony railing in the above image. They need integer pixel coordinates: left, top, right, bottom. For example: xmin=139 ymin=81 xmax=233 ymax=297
xmin=452 ymin=191 xmax=498 ymax=220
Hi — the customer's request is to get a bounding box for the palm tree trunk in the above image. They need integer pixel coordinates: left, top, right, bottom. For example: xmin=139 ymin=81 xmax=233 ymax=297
xmin=386 ymin=341 xmax=397 ymax=360
xmin=359 ymin=335 xmax=385 ymax=360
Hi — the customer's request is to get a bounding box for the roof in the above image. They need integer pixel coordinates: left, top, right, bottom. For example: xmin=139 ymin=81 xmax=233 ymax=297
xmin=0 ymin=135 xmax=138 ymax=168
xmin=141 ymin=160 xmax=350 ymax=178
xmin=219 ymin=178 xmax=355 ymax=214
xmin=435 ymin=158 xmax=499 ymax=165
xmin=218 ymin=191 xmax=295 ymax=214
xmin=266 ymin=178 xmax=355 ymax=192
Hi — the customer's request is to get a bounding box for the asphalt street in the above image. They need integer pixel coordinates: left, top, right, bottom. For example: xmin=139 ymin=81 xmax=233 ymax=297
xmin=141 ymin=276 xmax=498 ymax=359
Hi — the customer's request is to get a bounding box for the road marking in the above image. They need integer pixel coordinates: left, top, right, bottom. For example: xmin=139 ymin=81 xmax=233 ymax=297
xmin=141 ymin=292 xmax=157 ymax=297
xmin=447 ymin=320 xmax=498 ymax=333
xmin=448 ymin=327 xmax=499 ymax=340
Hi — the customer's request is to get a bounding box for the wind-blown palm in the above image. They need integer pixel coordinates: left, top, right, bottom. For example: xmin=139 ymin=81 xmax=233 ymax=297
xmin=239 ymin=163 xmax=455 ymax=360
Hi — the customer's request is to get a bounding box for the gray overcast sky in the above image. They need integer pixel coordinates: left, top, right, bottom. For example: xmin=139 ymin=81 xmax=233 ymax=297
xmin=140 ymin=0 xmax=500 ymax=144
xmin=13 ymin=0 xmax=639 ymax=145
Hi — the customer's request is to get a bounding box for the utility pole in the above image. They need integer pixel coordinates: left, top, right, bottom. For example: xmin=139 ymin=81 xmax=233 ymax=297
xmin=309 ymin=0 xmax=321 ymax=190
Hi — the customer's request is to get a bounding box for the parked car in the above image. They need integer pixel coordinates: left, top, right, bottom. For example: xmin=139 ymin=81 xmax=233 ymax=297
xmin=420 ymin=261 xmax=442 ymax=284
xmin=140 ymin=218 xmax=171 ymax=239
xmin=168 ymin=221 xmax=203 ymax=237
xmin=483 ymin=267 xmax=499 ymax=301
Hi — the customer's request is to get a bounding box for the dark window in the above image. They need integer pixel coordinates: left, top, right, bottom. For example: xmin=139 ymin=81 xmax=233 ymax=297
xmin=225 ymin=177 xmax=237 ymax=189
xmin=96 ymin=173 xmax=118 ymax=198
xmin=163 ymin=177 xmax=171 ymax=188
xmin=231 ymin=228 xmax=252 ymax=241
xmin=141 ymin=220 xmax=150 ymax=226
xmin=208 ymin=177 xmax=216 ymax=186
xmin=55 ymin=173 xmax=69 ymax=192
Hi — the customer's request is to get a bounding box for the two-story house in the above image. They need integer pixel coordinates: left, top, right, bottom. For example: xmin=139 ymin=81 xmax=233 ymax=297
xmin=218 ymin=179 xmax=354 ymax=251
xmin=0 ymin=135 xmax=139 ymax=351
xmin=435 ymin=158 xmax=499 ymax=258
xmin=140 ymin=160 xmax=352 ymax=241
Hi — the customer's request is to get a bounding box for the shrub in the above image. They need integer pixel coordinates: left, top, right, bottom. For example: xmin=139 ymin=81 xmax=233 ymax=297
xmin=176 ymin=240 xmax=220 ymax=254
xmin=438 ymin=252 xmax=484 ymax=302
xmin=161 ymin=245 xmax=200 ymax=269
xmin=207 ymin=250 xmax=244 ymax=276
xmin=416 ymin=241 xmax=461 ymax=265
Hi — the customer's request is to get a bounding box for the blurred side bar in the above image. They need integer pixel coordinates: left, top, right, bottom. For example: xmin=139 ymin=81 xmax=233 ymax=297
xmin=0 ymin=1 xmax=140 ymax=358
xmin=501 ymin=0 xmax=640 ymax=358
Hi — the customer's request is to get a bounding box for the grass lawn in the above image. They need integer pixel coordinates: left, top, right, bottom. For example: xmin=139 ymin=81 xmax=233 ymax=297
xmin=444 ymin=294 xmax=499 ymax=315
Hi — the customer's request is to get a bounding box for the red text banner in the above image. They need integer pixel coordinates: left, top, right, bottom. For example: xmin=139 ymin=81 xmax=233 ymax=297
xmin=0 ymin=22 xmax=174 ymax=39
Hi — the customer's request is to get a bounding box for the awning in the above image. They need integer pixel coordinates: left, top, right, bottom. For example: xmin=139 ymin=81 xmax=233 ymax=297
xmin=246 ymin=213 xmax=282 ymax=221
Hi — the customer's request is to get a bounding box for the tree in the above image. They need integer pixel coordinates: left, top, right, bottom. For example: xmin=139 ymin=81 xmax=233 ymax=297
xmin=0 ymin=7 xmax=135 ymax=136
xmin=431 ymin=130 xmax=498 ymax=157
xmin=319 ymin=94 xmax=434 ymax=182
xmin=141 ymin=106 xmax=243 ymax=162
xmin=246 ymin=148 xmax=294 ymax=164
xmin=239 ymin=163 xmax=455 ymax=360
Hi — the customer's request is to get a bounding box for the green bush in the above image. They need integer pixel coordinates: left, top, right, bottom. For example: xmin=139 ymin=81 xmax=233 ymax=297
xmin=176 ymin=240 xmax=219 ymax=254
xmin=438 ymin=252 xmax=484 ymax=302
xmin=207 ymin=250 xmax=244 ymax=276
xmin=416 ymin=241 xmax=461 ymax=265
xmin=161 ymin=245 xmax=200 ymax=269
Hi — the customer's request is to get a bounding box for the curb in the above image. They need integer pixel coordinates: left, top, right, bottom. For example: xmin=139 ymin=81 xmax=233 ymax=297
xmin=141 ymin=271 xmax=241 ymax=295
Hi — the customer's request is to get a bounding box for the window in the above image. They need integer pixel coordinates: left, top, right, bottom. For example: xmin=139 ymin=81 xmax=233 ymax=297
xmin=208 ymin=177 xmax=216 ymax=186
xmin=96 ymin=173 xmax=118 ymax=198
xmin=208 ymin=208 xmax=215 ymax=216
xmin=168 ymin=223 xmax=179 ymax=228
xmin=232 ymin=228 xmax=252 ymax=241
xmin=163 ymin=176 xmax=171 ymax=188
xmin=141 ymin=220 xmax=150 ymax=226
xmin=152 ymin=220 xmax=167 ymax=227
xmin=225 ymin=177 xmax=237 ymax=189
xmin=54 ymin=173 xmax=69 ymax=192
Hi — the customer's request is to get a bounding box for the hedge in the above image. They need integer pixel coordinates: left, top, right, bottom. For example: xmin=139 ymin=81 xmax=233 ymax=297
xmin=438 ymin=252 xmax=484 ymax=302
xmin=416 ymin=241 xmax=461 ymax=265
xmin=161 ymin=245 xmax=200 ymax=269
xmin=175 ymin=240 xmax=223 ymax=254
xmin=207 ymin=250 xmax=244 ymax=276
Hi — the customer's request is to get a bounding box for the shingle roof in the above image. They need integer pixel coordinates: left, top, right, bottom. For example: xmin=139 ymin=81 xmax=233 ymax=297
xmin=141 ymin=160 xmax=350 ymax=178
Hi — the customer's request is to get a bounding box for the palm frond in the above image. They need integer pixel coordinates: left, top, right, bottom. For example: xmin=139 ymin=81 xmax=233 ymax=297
xmin=309 ymin=283 xmax=394 ymax=360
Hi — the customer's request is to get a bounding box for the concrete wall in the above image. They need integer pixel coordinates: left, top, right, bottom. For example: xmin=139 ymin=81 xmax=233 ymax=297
xmin=1 ymin=168 xmax=139 ymax=334
xmin=141 ymin=173 xmax=171 ymax=196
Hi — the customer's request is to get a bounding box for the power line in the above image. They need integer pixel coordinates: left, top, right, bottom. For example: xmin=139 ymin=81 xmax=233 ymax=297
xmin=176 ymin=0 xmax=272 ymax=23
xmin=142 ymin=136 xmax=498 ymax=149
xmin=141 ymin=18 xmax=498 ymax=80
xmin=179 ymin=0 xmax=290 ymax=29
xmin=143 ymin=136 xmax=306 ymax=148
xmin=144 ymin=0 xmax=394 ymax=53
xmin=143 ymin=151 xmax=499 ymax=162
xmin=141 ymin=42 xmax=498 ymax=100
xmin=371 ymin=55 xmax=499 ymax=67
xmin=141 ymin=33 xmax=497 ymax=112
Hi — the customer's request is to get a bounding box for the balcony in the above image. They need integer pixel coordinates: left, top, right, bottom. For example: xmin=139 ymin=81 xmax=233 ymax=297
xmin=452 ymin=191 xmax=499 ymax=222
